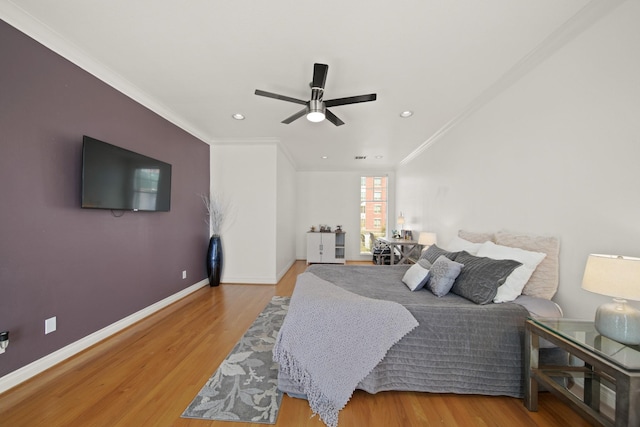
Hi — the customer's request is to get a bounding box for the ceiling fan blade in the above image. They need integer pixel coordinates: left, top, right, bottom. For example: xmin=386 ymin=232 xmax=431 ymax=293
xmin=324 ymin=93 xmax=377 ymax=107
xmin=281 ymin=107 xmax=308 ymax=124
xmin=312 ymin=63 xmax=329 ymax=89
xmin=325 ymin=109 xmax=345 ymax=127
xmin=254 ymin=89 xmax=307 ymax=105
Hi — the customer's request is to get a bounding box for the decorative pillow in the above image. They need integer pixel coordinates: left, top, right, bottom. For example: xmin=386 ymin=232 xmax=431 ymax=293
xmin=451 ymin=251 xmax=522 ymax=305
xmin=419 ymin=244 xmax=459 ymax=264
xmin=458 ymin=230 xmax=495 ymax=244
xmin=476 ymin=241 xmax=547 ymax=303
xmin=513 ymin=295 xmax=563 ymax=319
xmin=494 ymin=231 xmax=560 ymax=299
xmin=402 ymin=262 xmax=431 ymax=291
xmin=417 ymin=258 xmax=432 ymax=269
xmin=426 ymin=255 xmax=464 ymax=297
xmin=445 ymin=236 xmax=484 ymax=255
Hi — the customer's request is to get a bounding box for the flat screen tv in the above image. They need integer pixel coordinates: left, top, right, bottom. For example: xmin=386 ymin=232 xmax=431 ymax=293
xmin=81 ymin=136 xmax=172 ymax=212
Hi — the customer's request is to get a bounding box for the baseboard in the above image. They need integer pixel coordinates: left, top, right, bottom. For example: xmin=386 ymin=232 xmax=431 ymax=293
xmin=220 ymin=258 xmax=295 ymax=285
xmin=0 ymin=279 xmax=209 ymax=395
xmin=222 ymin=277 xmax=278 ymax=284
xmin=570 ymin=378 xmax=615 ymax=418
xmin=276 ymin=259 xmax=296 ymax=282
xmin=602 ymin=386 xmax=616 ymax=413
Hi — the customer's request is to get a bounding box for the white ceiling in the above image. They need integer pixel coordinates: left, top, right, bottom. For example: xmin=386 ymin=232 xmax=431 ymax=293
xmin=2 ymin=0 xmax=614 ymax=171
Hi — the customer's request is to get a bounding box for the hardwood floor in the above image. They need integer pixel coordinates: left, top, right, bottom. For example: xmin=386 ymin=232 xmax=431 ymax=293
xmin=0 ymin=261 xmax=590 ymax=427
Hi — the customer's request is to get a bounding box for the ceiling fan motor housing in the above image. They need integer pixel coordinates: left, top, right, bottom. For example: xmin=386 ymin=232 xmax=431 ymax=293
xmin=307 ymin=99 xmax=326 ymax=122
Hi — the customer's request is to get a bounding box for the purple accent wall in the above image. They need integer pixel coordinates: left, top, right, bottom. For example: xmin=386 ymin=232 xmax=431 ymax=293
xmin=0 ymin=20 xmax=210 ymax=377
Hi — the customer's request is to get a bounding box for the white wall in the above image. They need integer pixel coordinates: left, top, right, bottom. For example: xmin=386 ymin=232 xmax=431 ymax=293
xmin=211 ymin=143 xmax=296 ymax=284
xmin=395 ymin=1 xmax=640 ymax=319
xmin=276 ymin=148 xmax=297 ymax=279
xmin=295 ymin=171 xmax=394 ymax=261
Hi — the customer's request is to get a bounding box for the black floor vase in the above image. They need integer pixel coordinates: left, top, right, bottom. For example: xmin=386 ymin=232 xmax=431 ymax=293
xmin=206 ymin=235 xmax=223 ymax=287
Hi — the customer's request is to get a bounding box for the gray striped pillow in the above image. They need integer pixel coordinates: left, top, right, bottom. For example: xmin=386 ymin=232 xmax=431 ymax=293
xmin=451 ymin=251 xmax=522 ymax=304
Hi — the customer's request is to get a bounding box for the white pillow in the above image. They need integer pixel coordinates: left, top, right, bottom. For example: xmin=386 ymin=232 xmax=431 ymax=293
xmin=476 ymin=241 xmax=546 ymax=303
xmin=402 ymin=263 xmax=431 ymax=291
xmin=445 ymin=236 xmax=484 ymax=255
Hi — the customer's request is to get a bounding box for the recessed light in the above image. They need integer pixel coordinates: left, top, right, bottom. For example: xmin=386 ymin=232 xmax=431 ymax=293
xmin=399 ymin=110 xmax=413 ymax=118
xmin=321 ymin=156 xmax=328 ymax=159
xmin=232 ymin=113 xmax=245 ymax=120
xmin=375 ymin=155 xmax=383 ymax=159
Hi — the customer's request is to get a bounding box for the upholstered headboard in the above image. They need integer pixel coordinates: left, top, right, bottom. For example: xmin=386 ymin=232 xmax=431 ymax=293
xmin=458 ymin=230 xmax=560 ymax=300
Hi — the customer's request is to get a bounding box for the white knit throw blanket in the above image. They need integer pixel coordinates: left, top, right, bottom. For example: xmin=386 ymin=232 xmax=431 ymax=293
xmin=273 ymin=272 xmax=418 ymax=427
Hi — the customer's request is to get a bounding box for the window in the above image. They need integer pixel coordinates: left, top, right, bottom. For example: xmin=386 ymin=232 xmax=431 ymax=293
xmin=133 ymin=168 xmax=160 ymax=210
xmin=360 ymin=176 xmax=387 ymax=253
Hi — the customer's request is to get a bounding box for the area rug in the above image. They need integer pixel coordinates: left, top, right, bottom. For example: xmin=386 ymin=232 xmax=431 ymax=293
xmin=182 ymin=296 xmax=290 ymax=424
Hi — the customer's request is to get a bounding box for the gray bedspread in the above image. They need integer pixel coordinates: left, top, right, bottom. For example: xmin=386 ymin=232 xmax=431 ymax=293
xmin=278 ymin=264 xmax=535 ymax=398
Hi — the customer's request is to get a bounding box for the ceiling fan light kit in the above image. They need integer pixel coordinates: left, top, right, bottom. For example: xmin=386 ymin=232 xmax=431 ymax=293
xmin=306 ymin=99 xmax=325 ymax=122
xmin=255 ymin=63 xmax=376 ymax=127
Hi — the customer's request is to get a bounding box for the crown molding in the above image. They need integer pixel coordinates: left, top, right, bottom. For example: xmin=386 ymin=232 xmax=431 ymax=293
xmin=0 ymin=1 xmax=210 ymax=145
xmin=399 ymin=0 xmax=627 ymax=168
xmin=209 ymin=137 xmax=280 ymax=145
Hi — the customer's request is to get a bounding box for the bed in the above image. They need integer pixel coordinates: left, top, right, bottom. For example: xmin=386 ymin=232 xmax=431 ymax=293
xmin=273 ymin=230 xmax=564 ymax=426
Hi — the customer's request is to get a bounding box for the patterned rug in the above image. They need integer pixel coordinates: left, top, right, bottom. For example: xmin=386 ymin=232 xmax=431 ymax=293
xmin=182 ymin=296 xmax=290 ymax=424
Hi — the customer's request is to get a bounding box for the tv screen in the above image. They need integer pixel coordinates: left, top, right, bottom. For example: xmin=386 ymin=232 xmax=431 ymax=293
xmin=81 ymin=136 xmax=172 ymax=212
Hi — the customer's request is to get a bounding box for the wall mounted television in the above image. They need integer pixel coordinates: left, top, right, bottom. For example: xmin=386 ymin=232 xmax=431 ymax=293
xmin=81 ymin=136 xmax=172 ymax=212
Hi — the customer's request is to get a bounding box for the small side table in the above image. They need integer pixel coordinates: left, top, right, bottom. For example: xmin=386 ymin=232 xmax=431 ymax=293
xmin=525 ymin=318 xmax=640 ymax=427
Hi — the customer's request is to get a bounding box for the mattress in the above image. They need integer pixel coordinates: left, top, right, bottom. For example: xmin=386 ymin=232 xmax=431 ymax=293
xmin=277 ymin=264 xmax=564 ymax=398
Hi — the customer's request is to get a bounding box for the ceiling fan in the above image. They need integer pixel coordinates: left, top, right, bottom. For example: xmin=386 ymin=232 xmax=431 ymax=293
xmin=254 ymin=63 xmax=377 ymax=126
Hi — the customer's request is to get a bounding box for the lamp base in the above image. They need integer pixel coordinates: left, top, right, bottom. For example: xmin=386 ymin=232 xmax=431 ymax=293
xmin=594 ymin=298 xmax=640 ymax=345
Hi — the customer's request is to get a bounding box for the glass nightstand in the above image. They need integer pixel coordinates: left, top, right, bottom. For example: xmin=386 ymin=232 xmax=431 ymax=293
xmin=525 ymin=318 xmax=640 ymax=427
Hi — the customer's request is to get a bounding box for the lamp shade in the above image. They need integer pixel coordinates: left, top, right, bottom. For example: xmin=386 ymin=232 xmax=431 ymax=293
xmin=418 ymin=232 xmax=437 ymax=246
xmin=397 ymin=212 xmax=405 ymax=226
xmin=582 ymin=254 xmax=640 ymax=301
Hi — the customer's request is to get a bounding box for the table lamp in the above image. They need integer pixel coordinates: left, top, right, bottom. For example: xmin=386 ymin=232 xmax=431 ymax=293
xmin=581 ymin=254 xmax=640 ymax=345
xmin=397 ymin=212 xmax=405 ymax=230
xmin=418 ymin=232 xmax=437 ymax=248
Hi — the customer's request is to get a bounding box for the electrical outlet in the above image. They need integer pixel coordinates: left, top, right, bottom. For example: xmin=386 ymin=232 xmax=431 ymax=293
xmin=45 ymin=316 xmax=57 ymax=334
xmin=182 ymin=270 xmax=187 ymax=279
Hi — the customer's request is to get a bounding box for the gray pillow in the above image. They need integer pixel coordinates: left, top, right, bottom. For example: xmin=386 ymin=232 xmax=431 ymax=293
xmin=426 ymin=255 xmax=464 ymax=297
xmin=417 ymin=258 xmax=432 ymax=269
xmin=420 ymin=244 xmax=459 ymax=264
xmin=451 ymin=251 xmax=522 ymax=304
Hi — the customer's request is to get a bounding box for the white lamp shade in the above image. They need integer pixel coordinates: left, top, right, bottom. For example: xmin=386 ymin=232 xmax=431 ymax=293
xmin=397 ymin=213 xmax=405 ymax=225
xmin=582 ymin=254 xmax=640 ymax=301
xmin=418 ymin=232 xmax=437 ymax=246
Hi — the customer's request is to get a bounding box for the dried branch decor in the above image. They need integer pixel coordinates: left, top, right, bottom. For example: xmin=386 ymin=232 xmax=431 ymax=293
xmin=201 ymin=193 xmax=232 ymax=236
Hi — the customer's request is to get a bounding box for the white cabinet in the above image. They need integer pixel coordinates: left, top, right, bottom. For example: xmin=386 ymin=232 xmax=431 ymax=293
xmin=306 ymin=232 xmax=346 ymax=264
